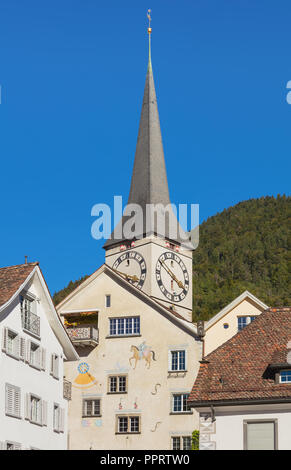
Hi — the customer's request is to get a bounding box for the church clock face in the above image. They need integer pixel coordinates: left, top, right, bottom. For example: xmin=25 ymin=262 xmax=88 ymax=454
xmin=155 ymin=251 xmax=189 ymax=302
xmin=112 ymin=251 xmax=147 ymax=290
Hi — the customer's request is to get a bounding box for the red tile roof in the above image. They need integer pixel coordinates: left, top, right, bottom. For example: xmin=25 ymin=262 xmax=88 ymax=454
xmin=188 ymin=307 xmax=291 ymax=405
xmin=0 ymin=263 xmax=38 ymax=308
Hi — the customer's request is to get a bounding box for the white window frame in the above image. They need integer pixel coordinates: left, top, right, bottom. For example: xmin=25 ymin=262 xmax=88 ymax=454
xmin=238 ymin=315 xmax=257 ymax=331
xmin=20 ymin=292 xmax=40 ymax=338
xmin=25 ymin=393 xmax=47 ymax=426
xmin=5 ymin=383 xmax=21 ymax=419
xmin=2 ymin=328 xmax=25 ymax=361
xmin=53 ymin=403 xmax=64 ymax=433
xmin=171 ymin=393 xmax=191 ymax=414
xmin=168 ymin=349 xmax=187 ymax=372
xmin=279 ymin=370 xmax=291 ymax=383
xmin=109 ymin=317 xmax=140 ymax=337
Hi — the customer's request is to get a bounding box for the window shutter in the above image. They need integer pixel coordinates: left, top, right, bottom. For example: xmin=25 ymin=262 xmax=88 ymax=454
xmin=5 ymin=384 xmax=13 ymax=415
xmin=41 ymin=348 xmax=46 ymax=371
xmin=26 ymin=340 xmax=31 ymax=364
xmin=14 ymin=335 xmax=20 ymax=359
xmin=168 ymin=350 xmax=172 ymax=371
xmin=53 ymin=355 xmax=59 ymax=379
xmin=50 ymin=354 xmax=54 ymax=375
xmin=25 ymin=393 xmax=30 ymax=420
xmin=2 ymin=327 xmax=8 ymax=352
xmin=19 ymin=337 xmax=26 ymax=360
xmin=42 ymin=401 xmax=47 ymax=426
xmin=36 ymin=347 xmax=41 ymax=370
xmin=14 ymin=388 xmax=21 ymax=418
xmin=60 ymin=408 xmax=65 ymax=433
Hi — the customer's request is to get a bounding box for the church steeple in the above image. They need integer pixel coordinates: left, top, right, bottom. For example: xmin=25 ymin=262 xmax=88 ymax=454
xmin=127 ymin=22 xmax=170 ymax=210
xmin=104 ymin=14 xmax=190 ymax=250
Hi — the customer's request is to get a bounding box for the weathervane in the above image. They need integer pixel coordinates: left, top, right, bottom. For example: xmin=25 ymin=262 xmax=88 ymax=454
xmin=147 ymin=9 xmax=152 ymax=34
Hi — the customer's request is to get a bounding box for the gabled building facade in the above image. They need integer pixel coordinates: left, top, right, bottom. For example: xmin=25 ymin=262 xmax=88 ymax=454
xmin=204 ymin=290 xmax=269 ymax=355
xmin=58 ymin=265 xmax=201 ymax=450
xmin=0 ymin=262 xmax=78 ymax=450
xmin=188 ymin=307 xmax=291 ymax=450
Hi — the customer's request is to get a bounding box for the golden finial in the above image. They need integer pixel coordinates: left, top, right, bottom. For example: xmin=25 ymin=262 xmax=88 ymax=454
xmin=147 ymin=9 xmax=152 ymax=34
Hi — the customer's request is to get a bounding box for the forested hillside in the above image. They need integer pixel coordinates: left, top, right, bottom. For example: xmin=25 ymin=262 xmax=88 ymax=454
xmin=53 ymin=195 xmax=290 ymax=321
xmin=192 ymin=195 xmax=290 ymax=320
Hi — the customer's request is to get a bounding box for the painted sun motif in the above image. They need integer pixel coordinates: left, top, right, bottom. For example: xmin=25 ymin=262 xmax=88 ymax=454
xmin=78 ymin=362 xmax=89 ymax=374
xmin=73 ymin=362 xmax=98 ymax=389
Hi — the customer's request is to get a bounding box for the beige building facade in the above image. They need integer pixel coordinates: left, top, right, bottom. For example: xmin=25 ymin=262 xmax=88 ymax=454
xmin=58 ymin=265 xmax=201 ymax=450
xmin=204 ymin=291 xmax=268 ymax=356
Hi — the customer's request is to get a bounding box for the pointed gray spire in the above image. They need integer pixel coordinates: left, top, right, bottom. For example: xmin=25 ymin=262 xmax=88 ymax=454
xmin=104 ymin=42 xmax=190 ymax=250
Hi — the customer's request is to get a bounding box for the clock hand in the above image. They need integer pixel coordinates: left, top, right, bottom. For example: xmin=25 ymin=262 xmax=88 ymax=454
xmin=113 ymin=269 xmax=140 ymax=283
xmin=160 ymin=260 xmax=184 ymax=290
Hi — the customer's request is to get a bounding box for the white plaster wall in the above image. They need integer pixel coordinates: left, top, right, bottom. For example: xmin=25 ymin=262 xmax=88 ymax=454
xmin=212 ymin=408 xmax=291 ymax=450
xmin=0 ymin=274 xmax=68 ymax=450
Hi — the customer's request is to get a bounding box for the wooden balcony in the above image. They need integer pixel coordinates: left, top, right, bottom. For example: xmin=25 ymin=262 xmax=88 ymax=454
xmin=66 ymin=326 xmax=99 ymax=348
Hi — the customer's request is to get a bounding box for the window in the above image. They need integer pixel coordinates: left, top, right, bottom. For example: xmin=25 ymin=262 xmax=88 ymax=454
xmin=117 ymin=415 xmax=140 ymax=434
xmin=108 ymin=375 xmax=127 ymax=393
xmin=30 ymin=395 xmax=42 ymax=425
xmin=183 ymin=436 xmax=192 ymax=450
xmin=170 ymin=350 xmax=186 ymax=371
xmin=171 ymin=436 xmax=191 ymax=450
xmin=109 ymin=317 xmax=140 ymax=336
xmin=172 ymin=436 xmax=180 ymax=450
xmin=25 ymin=394 xmax=47 ymax=426
xmin=2 ymin=328 xmax=25 ymax=361
xmin=279 ymin=370 xmax=291 ymax=383
xmin=238 ymin=316 xmax=257 ymax=331
xmin=4 ymin=441 xmax=21 ymax=450
xmin=53 ymin=404 xmax=64 ymax=433
xmin=244 ymin=420 xmax=277 ymax=450
xmin=105 ymin=295 xmax=111 ymax=308
xmin=20 ymin=294 xmax=40 ymax=337
xmin=172 ymin=394 xmax=191 ymax=413
xmin=51 ymin=354 xmax=59 ymax=379
xmin=30 ymin=342 xmax=41 ymax=369
xmin=83 ymin=399 xmax=101 ymax=417
xmin=5 ymin=384 xmax=21 ymax=418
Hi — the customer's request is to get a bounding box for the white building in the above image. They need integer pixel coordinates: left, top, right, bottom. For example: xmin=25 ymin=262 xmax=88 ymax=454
xmin=188 ymin=307 xmax=291 ymax=450
xmin=0 ymin=262 xmax=78 ymax=450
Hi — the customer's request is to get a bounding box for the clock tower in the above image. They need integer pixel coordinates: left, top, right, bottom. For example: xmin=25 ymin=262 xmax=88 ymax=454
xmin=103 ymin=24 xmax=193 ymax=322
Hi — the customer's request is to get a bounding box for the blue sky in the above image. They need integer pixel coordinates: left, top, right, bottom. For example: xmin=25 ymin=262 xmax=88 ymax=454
xmin=0 ymin=0 xmax=290 ymax=294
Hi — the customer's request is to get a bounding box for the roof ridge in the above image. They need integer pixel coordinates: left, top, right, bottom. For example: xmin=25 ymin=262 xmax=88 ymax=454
xmin=0 ymin=261 xmax=39 ymax=271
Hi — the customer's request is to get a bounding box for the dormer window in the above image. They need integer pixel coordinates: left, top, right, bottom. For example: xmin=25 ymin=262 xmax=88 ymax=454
xmin=237 ymin=316 xmax=257 ymax=331
xmin=279 ymin=370 xmax=291 ymax=383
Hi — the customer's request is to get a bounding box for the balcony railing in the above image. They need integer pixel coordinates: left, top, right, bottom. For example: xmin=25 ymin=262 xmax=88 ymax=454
xmin=21 ymin=310 xmax=40 ymax=337
xmin=67 ymin=326 xmax=99 ymax=347
xmin=63 ymin=379 xmax=72 ymax=400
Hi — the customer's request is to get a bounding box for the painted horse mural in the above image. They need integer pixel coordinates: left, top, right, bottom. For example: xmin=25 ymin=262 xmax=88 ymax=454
xmin=129 ymin=342 xmax=156 ymax=369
